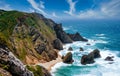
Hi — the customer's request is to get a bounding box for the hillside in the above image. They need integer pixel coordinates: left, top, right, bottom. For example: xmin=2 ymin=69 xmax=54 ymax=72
xmin=0 ymin=9 xmax=87 ymax=76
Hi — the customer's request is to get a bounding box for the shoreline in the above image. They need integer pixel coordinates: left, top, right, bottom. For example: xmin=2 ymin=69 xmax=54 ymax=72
xmin=39 ymin=53 xmax=62 ymax=71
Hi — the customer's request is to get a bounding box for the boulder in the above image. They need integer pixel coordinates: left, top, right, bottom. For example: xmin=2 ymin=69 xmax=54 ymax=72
xmin=54 ymin=24 xmax=73 ymax=43
xmin=105 ymin=56 xmax=114 ymax=61
xmin=80 ymin=47 xmax=84 ymax=51
xmin=68 ymin=47 xmax=73 ymax=51
xmin=92 ymin=49 xmax=101 ymax=58
xmin=53 ymin=38 xmax=63 ymax=50
xmin=81 ymin=54 xmax=95 ymax=65
xmin=81 ymin=49 xmax=101 ymax=65
xmin=63 ymin=52 xmax=74 ymax=64
xmin=67 ymin=32 xmax=88 ymax=42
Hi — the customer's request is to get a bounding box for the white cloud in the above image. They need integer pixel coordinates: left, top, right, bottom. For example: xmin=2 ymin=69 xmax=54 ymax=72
xmin=64 ymin=0 xmax=77 ymax=16
xmin=0 ymin=1 xmax=12 ymax=10
xmin=39 ymin=1 xmax=45 ymax=9
xmin=77 ymin=10 xmax=104 ymax=19
xmin=52 ymin=12 xmax=58 ymax=18
xmin=75 ymin=0 xmax=120 ymax=19
xmin=27 ymin=0 xmax=47 ymax=15
xmin=101 ymin=0 xmax=120 ymax=17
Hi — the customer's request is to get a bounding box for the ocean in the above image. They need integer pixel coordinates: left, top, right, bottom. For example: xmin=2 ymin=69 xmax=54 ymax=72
xmin=51 ymin=19 xmax=120 ymax=76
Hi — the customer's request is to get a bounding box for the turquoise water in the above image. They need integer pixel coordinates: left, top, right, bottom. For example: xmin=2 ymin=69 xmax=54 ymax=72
xmin=51 ymin=20 xmax=120 ymax=76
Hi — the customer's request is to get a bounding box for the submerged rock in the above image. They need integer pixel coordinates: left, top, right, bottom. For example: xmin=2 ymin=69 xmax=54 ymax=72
xmin=63 ymin=52 xmax=74 ymax=64
xmin=68 ymin=47 xmax=73 ymax=51
xmin=53 ymin=38 xmax=63 ymax=50
xmin=80 ymin=47 xmax=84 ymax=51
xmin=105 ymin=56 xmax=114 ymax=61
xmin=67 ymin=32 xmax=88 ymax=42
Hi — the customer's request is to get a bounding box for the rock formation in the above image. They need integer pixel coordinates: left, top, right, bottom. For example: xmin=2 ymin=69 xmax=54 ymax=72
xmin=0 ymin=44 xmax=33 ymax=76
xmin=0 ymin=9 xmax=88 ymax=75
xmin=63 ymin=52 xmax=74 ymax=64
xmin=67 ymin=32 xmax=88 ymax=42
xmin=81 ymin=49 xmax=101 ymax=65
xmin=54 ymin=24 xmax=73 ymax=43
xmin=53 ymin=38 xmax=63 ymax=50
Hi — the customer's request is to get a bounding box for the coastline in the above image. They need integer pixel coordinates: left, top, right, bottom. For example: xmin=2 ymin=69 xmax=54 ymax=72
xmin=39 ymin=53 xmax=62 ymax=71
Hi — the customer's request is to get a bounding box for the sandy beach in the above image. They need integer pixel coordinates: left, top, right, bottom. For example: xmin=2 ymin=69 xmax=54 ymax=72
xmin=39 ymin=54 xmax=62 ymax=71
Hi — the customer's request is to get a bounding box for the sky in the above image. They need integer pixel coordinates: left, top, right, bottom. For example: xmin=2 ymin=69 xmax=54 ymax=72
xmin=0 ymin=0 xmax=120 ymax=20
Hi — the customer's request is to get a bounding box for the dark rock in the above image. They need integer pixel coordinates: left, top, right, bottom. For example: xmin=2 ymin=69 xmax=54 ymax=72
xmin=61 ymin=56 xmax=64 ymax=59
xmin=53 ymin=38 xmax=63 ymax=50
xmin=63 ymin=52 xmax=74 ymax=64
xmin=81 ymin=49 xmax=101 ymax=65
xmin=0 ymin=45 xmax=33 ymax=76
xmin=54 ymin=24 xmax=73 ymax=43
xmin=68 ymin=47 xmax=73 ymax=51
xmin=67 ymin=32 xmax=88 ymax=42
xmin=81 ymin=55 xmax=95 ymax=65
xmin=35 ymin=43 xmax=46 ymax=54
xmin=92 ymin=49 xmax=101 ymax=58
xmin=80 ymin=47 xmax=84 ymax=51
xmin=105 ymin=56 xmax=114 ymax=61
xmin=86 ymin=43 xmax=91 ymax=45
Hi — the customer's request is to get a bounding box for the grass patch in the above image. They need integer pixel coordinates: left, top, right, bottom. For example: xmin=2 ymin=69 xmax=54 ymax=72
xmin=26 ymin=65 xmax=44 ymax=76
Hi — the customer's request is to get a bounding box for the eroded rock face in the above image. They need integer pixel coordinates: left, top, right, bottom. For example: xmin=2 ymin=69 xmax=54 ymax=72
xmin=54 ymin=24 xmax=73 ymax=43
xmin=63 ymin=52 xmax=74 ymax=64
xmin=67 ymin=32 xmax=88 ymax=42
xmin=0 ymin=45 xmax=33 ymax=76
xmin=53 ymin=38 xmax=63 ymax=50
xmin=81 ymin=49 xmax=101 ymax=65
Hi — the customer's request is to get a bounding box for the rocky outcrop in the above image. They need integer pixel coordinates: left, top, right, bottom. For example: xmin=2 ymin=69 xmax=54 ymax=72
xmin=54 ymin=24 xmax=73 ymax=43
xmin=53 ymin=38 xmax=63 ymax=50
xmin=63 ymin=52 xmax=74 ymax=64
xmin=90 ymin=49 xmax=101 ymax=58
xmin=105 ymin=56 xmax=114 ymax=61
xmin=68 ymin=47 xmax=73 ymax=51
xmin=81 ymin=49 xmax=101 ymax=65
xmin=67 ymin=32 xmax=88 ymax=42
xmin=0 ymin=44 xmax=33 ymax=76
xmin=81 ymin=55 xmax=95 ymax=65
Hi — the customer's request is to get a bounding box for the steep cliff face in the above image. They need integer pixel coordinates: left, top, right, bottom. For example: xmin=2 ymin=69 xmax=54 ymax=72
xmin=0 ymin=10 xmax=58 ymax=64
xmin=0 ymin=9 xmax=87 ymax=76
xmin=0 ymin=10 xmax=58 ymax=76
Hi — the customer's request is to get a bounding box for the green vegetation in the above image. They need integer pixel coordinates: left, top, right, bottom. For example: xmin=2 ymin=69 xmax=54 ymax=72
xmin=26 ymin=65 xmax=44 ymax=76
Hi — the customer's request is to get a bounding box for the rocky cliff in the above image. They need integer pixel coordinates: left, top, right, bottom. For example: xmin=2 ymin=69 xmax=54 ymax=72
xmin=0 ymin=9 xmax=87 ymax=76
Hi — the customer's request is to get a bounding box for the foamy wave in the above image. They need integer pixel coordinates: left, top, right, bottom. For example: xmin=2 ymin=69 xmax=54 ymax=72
xmin=96 ymin=34 xmax=105 ymax=36
xmin=51 ymin=37 xmax=120 ymax=76
xmin=63 ymin=27 xmax=70 ymax=31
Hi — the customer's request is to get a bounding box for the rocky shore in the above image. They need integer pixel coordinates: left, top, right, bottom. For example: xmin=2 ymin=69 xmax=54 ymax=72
xmin=0 ymin=9 xmax=88 ymax=76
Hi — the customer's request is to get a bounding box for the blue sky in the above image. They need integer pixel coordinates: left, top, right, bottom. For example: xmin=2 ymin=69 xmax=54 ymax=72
xmin=0 ymin=0 xmax=120 ymax=20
